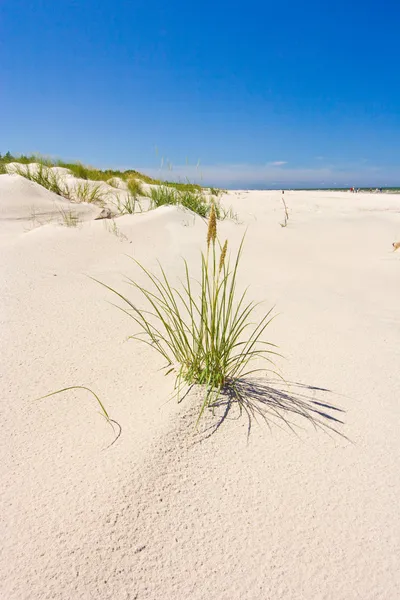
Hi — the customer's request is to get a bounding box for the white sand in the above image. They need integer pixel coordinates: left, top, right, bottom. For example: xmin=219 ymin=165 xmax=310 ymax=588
xmin=1 ymin=175 xmax=400 ymax=599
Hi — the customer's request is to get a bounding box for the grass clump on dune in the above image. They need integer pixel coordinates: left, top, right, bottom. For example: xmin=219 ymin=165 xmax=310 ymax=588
xmin=0 ymin=151 xmax=160 ymax=185
xmin=57 ymin=161 xmax=95 ymax=180
xmin=148 ymin=185 xmax=178 ymax=208
xmin=1 ymin=151 xmax=237 ymax=221
xmin=148 ymin=185 xmax=219 ymax=218
xmin=112 ymin=178 xmax=144 ymax=215
xmin=114 ymin=193 xmax=142 ymax=215
xmin=58 ymin=207 xmax=81 ymax=227
xmin=73 ymin=181 xmax=105 ymax=204
xmin=163 ymin=180 xmax=202 ymax=193
xmin=14 ymin=163 xmax=72 ymax=199
xmin=126 ymin=177 xmax=144 ymax=198
xmin=210 ymin=187 xmax=223 ymax=197
xmin=180 ymin=190 xmax=209 ymax=217
xmin=10 ymin=162 xmax=105 ymax=205
xmin=98 ymin=204 xmax=277 ymax=422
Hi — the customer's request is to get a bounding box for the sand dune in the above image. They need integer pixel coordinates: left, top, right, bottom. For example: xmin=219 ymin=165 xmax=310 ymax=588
xmin=0 ymin=175 xmax=101 ymax=241
xmin=1 ymin=175 xmax=400 ymax=599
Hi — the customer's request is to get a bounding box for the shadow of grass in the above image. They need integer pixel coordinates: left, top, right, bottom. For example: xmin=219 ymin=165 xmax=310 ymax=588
xmin=197 ymin=378 xmax=349 ymax=442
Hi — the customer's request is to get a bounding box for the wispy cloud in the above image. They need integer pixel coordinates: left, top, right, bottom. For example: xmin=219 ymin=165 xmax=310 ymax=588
xmin=132 ymin=162 xmax=400 ymax=189
xmin=268 ymin=161 xmax=287 ymax=166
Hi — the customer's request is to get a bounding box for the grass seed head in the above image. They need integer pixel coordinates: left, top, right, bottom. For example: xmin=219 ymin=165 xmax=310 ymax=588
xmin=207 ymin=203 xmax=217 ymax=248
xmin=219 ymin=240 xmax=228 ymax=272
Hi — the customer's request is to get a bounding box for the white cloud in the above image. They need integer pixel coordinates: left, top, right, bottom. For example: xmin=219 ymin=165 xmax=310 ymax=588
xmin=268 ymin=161 xmax=287 ymax=166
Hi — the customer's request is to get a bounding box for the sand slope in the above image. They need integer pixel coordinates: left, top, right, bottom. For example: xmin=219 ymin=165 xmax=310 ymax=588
xmin=1 ymin=178 xmax=400 ymax=599
xmin=0 ymin=175 xmax=102 ymax=240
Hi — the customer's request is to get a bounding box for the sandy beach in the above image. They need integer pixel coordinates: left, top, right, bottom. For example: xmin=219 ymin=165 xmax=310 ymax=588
xmin=1 ymin=173 xmax=400 ymax=599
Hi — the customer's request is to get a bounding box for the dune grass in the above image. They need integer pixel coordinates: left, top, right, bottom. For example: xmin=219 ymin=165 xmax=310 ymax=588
xmin=126 ymin=177 xmax=144 ymax=198
xmin=280 ymin=194 xmax=289 ymax=227
xmin=112 ymin=178 xmax=144 ymax=215
xmin=148 ymin=185 xmax=178 ymax=208
xmin=219 ymin=205 xmax=239 ymax=222
xmin=148 ymin=185 xmax=219 ymax=218
xmin=38 ymin=386 xmax=110 ymax=423
xmin=106 ymin=177 xmax=123 ymax=189
xmin=57 ymin=161 xmax=98 ymax=180
xmin=179 ymin=189 xmax=210 ymax=217
xmin=0 ymin=152 xmax=159 ymax=185
xmin=1 ymin=152 xmax=53 ymax=166
xmin=97 ymin=204 xmax=277 ymax=422
xmin=210 ymin=187 xmax=223 ymax=197
xmin=1 ymin=152 xmax=237 ymax=220
xmin=163 ymin=180 xmax=202 ymax=193
xmin=73 ymin=181 xmax=105 ymax=204
xmin=114 ymin=192 xmax=142 ymax=215
xmin=14 ymin=163 xmax=73 ymax=199
xmin=58 ymin=207 xmax=81 ymax=227
xmin=10 ymin=163 xmax=104 ymax=205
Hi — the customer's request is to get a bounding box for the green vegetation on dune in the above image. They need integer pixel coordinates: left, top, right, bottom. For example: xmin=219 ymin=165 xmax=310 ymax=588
xmin=39 ymin=204 xmax=278 ymax=431
xmin=163 ymin=180 xmax=202 ymax=192
xmin=96 ymin=203 xmax=277 ymax=423
xmin=0 ymin=152 xmax=158 ymax=184
xmin=148 ymin=185 xmax=218 ymax=218
xmin=14 ymin=162 xmax=73 ymax=199
xmin=0 ymin=152 xmax=216 ymax=192
xmin=0 ymin=151 xmax=225 ymax=219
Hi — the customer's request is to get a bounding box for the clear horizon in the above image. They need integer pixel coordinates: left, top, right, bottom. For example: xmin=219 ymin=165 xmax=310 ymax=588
xmin=1 ymin=0 xmax=399 ymax=188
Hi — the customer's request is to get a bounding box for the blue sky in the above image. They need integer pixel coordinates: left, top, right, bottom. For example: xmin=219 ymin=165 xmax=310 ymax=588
xmin=1 ymin=0 xmax=399 ymax=188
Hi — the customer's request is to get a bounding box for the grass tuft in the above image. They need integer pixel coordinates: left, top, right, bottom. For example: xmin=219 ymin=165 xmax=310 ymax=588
xmin=115 ymin=193 xmax=142 ymax=215
xmin=97 ymin=203 xmax=278 ymax=423
xmin=148 ymin=185 xmax=178 ymax=208
xmin=126 ymin=178 xmax=144 ymax=197
xmin=180 ymin=190 xmax=209 ymax=217
xmin=73 ymin=181 xmax=105 ymax=204
xmin=163 ymin=180 xmax=202 ymax=193
xmin=58 ymin=207 xmax=80 ymax=227
xmin=218 ymin=204 xmax=240 ymax=222
xmin=148 ymin=185 xmax=220 ymax=219
xmin=15 ymin=163 xmax=72 ymax=199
